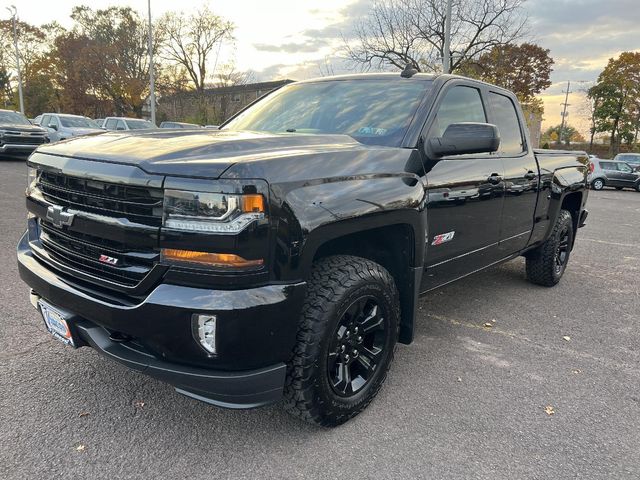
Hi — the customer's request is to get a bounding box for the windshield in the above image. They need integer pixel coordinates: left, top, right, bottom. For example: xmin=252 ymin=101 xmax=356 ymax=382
xmin=126 ymin=119 xmax=154 ymax=130
xmin=60 ymin=116 xmax=99 ymax=128
xmin=0 ymin=111 xmax=31 ymax=126
xmin=615 ymin=154 xmax=640 ymax=164
xmin=223 ymin=79 xmax=431 ymax=147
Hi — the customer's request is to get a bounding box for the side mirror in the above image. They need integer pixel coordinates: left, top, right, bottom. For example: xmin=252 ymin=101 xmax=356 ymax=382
xmin=427 ymin=122 xmax=500 ymax=158
xmin=48 ymin=123 xmax=58 ymax=131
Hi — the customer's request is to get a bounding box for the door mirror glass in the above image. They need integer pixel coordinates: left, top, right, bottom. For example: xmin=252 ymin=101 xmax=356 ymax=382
xmin=427 ymin=122 xmax=500 ymax=158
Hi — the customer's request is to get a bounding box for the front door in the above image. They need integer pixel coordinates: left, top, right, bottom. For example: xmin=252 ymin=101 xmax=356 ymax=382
xmin=421 ymin=83 xmax=505 ymax=291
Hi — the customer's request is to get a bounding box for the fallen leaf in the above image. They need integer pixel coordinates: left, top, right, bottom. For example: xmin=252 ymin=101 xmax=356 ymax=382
xmin=456 ymin=377 xmax=462 ymax=383
xmin=483 ymin=322 xmax=493 ymax=328
xmin=78 ymin=412 xmax=90 ymax=418
xmin=491 ymin=319 xmax=496 ymax=323
xmin=572 ymin=369 xmax=582 ymax=374
xmin=76 ymin=444 xmax=86 ymax=452
xmin=544 ymin=405 xmax=555 ymax=416
xmin=134 ymin=401 xmax=145 ymax=409
xmin=563 ymin=336 xmax=571 ymax=342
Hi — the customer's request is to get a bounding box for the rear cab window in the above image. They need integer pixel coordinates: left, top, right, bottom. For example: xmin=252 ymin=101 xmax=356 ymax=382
xmin=487 ymin=92 xmax=525 ymax=156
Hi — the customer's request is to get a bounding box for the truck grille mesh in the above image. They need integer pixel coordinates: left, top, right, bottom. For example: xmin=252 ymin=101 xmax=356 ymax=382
xmin=38 ymin=171 xmax=163 ymax=226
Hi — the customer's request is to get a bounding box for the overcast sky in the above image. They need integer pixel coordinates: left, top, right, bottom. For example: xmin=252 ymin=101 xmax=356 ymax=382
xmin=6 ymin=0 xmax=640 ymax=133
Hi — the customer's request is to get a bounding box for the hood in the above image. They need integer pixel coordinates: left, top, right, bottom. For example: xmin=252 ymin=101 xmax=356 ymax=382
xmin=35 ymin=129 xmax=368 ymax=178
xmin=64 ymin=127 xmax=104 ymax=136
xmin=0 ymin=123 xmax=47 ymax=134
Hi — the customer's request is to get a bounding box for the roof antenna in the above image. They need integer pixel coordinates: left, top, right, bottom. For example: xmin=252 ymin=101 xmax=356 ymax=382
xmin=401 ymin=63 xmax=419 ymax=78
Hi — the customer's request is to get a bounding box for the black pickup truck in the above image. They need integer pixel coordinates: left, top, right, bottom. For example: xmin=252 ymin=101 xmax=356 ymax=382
xmin=0 ymin=109 xmax=48 ymax=158
xmin=18 ymin=73 xmax=589 ymax=427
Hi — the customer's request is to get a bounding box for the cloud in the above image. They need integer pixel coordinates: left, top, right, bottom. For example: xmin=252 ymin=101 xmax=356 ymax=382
xmin=253 ymin=40 xmax=328 ymax=54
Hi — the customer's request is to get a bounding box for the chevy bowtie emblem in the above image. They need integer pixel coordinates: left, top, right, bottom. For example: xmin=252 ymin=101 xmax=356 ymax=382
xmin=46 ymin=205 xmax=75 ymax=228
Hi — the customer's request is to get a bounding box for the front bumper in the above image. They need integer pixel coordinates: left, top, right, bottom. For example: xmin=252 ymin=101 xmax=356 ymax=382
xmin=18 ymin=231 xmax=306 ymax=408
xmin=0 ymin=143 xmax=41 ymax=153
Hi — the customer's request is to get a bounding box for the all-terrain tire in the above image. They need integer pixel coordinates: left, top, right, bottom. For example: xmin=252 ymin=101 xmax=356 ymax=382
xmin=525 ymin=209 xmax=574 ymax=287
xmin=283 ymin=255 xmax=400 ymax=427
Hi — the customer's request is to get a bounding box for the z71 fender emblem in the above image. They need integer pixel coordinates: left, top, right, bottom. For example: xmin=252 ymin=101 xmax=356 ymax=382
xmin=431 ymin=231 xmax=455 ymax=246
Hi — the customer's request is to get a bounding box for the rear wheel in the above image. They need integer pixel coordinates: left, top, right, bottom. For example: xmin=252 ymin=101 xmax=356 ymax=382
xmin=591 ymin=178 xmax=604 ymax=190
xmin=526 ymin=209 xmax=574 ymax=287
xmin=284 ymin=255 xmax=399 ymax=427
xmin=635 ymin=182 xmax=640 ymax=193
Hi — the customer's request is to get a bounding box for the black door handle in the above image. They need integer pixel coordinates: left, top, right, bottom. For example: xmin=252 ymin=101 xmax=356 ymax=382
xmin=524 ymin=171 xmax=537 ymax=180
xmin=487 ymin=173 xmax=502 ymax=184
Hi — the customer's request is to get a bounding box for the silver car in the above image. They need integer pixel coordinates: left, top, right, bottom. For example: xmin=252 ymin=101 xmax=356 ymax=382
xmin=102 ymin=117 xmax=155 ymax=131
xmin=37 ymin=113 xmax=103 ymax=142
xmin=613 ymin=153 xmax=640 ymax=172
xmin=588 ymin=158 xmax=640 ymax=192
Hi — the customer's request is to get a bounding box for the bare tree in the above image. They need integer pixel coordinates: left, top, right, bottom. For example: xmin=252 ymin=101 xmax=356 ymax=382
xmin=158 ymin=6 xmax=234 ymax=93
xmin=345 ymin=0 xmax=529 ymax=73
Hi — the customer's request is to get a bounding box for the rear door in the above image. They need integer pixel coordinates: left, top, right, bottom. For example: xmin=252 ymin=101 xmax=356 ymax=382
xmin=486 ymin=90 xmax=539 ymax=254
xmin=421 ymin=82 xmax=505 ymax=291
xmin=614 ymin=162 xmax=637 ymax=186
xmin=601 ymin=161 xmax=623 ymax=186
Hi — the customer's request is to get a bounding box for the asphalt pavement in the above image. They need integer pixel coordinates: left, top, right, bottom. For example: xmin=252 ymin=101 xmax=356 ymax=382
xmin=1 ymin=157 xmax=639 ymax=479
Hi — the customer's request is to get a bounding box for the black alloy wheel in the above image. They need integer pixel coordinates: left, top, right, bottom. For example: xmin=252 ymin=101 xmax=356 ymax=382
xmin=327 ymin=296 xmax=388 ymax=397
xmin=554 ymin=226 xmax=571 ymax=274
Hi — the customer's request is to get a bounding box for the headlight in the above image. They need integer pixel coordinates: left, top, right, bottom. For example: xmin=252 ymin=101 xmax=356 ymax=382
xmin=26 ymin=166 xmax=38 ymax=195
xmin=163 ymin=189 xmax=265 ymax=233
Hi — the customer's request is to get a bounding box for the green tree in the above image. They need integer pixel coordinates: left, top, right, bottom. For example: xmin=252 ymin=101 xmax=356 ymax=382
xmin=542 ymin=124 xmax=582 ymax=146
xmin=588 ymin=52 xmax=640 ymax=155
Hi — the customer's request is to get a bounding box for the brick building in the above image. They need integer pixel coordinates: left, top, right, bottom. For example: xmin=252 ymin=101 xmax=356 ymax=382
xmin=153 ymin=80 xmax=294 ymax=126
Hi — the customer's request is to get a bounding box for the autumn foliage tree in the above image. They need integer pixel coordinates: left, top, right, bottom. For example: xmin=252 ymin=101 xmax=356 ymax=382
xmin=459 ymin=43 xmax=554 ymax=103
xmin=588 ymin=52 xmax=640 ymax=154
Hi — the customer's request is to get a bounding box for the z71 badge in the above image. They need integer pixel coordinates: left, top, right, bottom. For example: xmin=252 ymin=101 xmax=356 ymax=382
xmin=431 ymin=231 xmax=455 ymax=246
xmin=98 ymin=254 xmax=119 ymax=266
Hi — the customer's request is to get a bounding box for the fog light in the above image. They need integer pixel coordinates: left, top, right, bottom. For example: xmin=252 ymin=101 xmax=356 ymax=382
xmin=194 ymin=314 xmax=217 ymax=354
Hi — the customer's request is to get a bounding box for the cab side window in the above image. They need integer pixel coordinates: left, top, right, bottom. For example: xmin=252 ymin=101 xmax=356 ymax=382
xmin=104 ymin=119 xmax=116 ymax=130
xmin=431 ymin=86 xmax=486 ymax=138
xmin=116 ymin=120 xmax=126 ymax=130
xmin=487 ymin=92 xmax=525 ymax=155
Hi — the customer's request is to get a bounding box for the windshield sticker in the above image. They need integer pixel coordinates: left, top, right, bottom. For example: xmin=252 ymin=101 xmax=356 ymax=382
xmin=357 ymin=127 xmax=388 ymax=136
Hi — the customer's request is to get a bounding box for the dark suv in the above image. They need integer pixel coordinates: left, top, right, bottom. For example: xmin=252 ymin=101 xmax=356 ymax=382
xmin=0 ymin=110 xmax=48 ymax=158
xmin=588 ymin=158 xmax=640 ymax=191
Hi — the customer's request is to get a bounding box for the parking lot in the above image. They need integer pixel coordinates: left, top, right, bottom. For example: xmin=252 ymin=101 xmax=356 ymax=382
xmin=1 ymin=157 xmax=639 ymax=479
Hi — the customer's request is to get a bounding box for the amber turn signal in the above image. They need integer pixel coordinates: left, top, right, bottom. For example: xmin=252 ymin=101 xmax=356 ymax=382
xmin=161 ymin=249 xmax=264 ymax=268
xmin=241 ymin=194 xmax=265 ymax=213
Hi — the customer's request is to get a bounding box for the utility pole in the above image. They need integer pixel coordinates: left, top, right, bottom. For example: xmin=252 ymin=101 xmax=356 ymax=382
xmin=147 ymin=0 xmax=156 ymax=125
xmin=559 ymin=80 xmax=571 ymax=144
xmin=6 ymin=5 xmax=24 ymax=114
xmin=443 ymin=0 xmax=452 ymax=73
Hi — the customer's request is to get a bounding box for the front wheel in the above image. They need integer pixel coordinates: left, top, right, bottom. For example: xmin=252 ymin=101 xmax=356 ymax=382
xmin=284 ymin=255 xmax=399 ymax=427
xmin=591 ymin=178 xmax=605 ymax=190
xmin=635 ymin=182 xmax=640 ymax=193
xmin=525 ymin=209 xmax=574 ymax=287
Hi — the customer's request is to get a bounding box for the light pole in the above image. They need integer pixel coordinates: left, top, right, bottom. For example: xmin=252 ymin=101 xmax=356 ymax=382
xmin=147 ymin=0 xmax=156 ymax=125
xmin=6 ymin=5 xmax=24 ymax=114
xmin=443 ymin=0 xmax=452 ymax=73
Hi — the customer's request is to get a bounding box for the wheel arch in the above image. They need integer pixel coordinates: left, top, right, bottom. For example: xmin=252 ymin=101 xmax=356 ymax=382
xmin=301 ymin=214 xmax=425 ymax=345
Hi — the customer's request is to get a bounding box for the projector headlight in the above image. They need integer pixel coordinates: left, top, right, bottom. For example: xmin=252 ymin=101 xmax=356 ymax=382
xmin=163 ymin=189 xmax=265 ymax=233
xmin=26 ymin=166 xmax=38 ymax=196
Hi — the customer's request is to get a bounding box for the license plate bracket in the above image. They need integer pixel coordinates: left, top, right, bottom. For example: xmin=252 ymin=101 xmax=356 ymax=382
xmin=39 ymin=300 xmax=76 ymax=347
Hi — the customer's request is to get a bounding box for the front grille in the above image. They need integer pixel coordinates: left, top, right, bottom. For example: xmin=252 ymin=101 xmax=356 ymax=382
xmin=40 ymin=220 xmax=158 ymax=287
xmin=38 ymin=171 xmax=163 ymax=226
xmin=3 ymin=132 xmax=47 ymax=145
